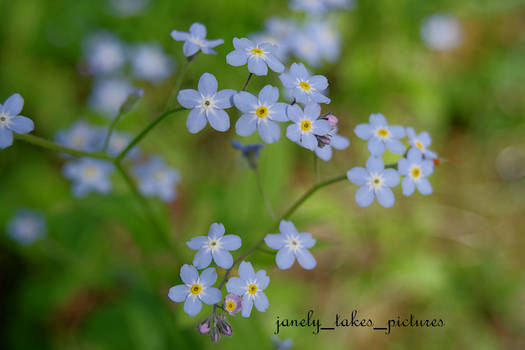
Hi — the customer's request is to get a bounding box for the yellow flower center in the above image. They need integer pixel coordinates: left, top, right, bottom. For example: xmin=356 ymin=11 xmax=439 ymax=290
xmin=416 ymin=141 xmax=424 ymax=150
xmin=300 ymin=120 xmax=312 ymax=132
xmin=299 ymin=81 xmax=311 ymax=91
xmin=226 ymin=301 xmax=236 ymax=311
xmin=84 ymin=166 xmax=97 ymax=179
xmin=190 ymin=284 xmax=202 ymax=295
xmin=256 ymin=106 xmax=268 ymax=118
xmin=377 ymin=128 xmax=389 ymax=137
xmin=251 ymin=48 xmax=263 ymax=56
xmin=248 ymin=284 xmax=258 ymax=295
xmin=411 ymin=167 xmax=421 ymax=178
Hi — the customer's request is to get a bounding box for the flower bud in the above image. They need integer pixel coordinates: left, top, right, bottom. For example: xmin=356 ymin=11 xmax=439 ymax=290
xmin=324 ymin=113 xmax=338 ymax=128
xmin=210 ymin=326 xmax=221 ymax=343
xmin=216 ymin=314 xmax=233 ymax=337
xmin=197 ymin=318 xmax=211 ymax=334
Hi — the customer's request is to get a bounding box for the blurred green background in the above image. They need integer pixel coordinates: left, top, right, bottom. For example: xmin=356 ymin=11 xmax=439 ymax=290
xmin=1 ymin=0 xmax=525 ymax=349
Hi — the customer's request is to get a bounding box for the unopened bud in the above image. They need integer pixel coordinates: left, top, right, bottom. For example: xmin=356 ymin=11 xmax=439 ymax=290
xmin=216 ymin=314 xmax=233 ymax=337
xmin=198 ymin=318 xmax=211 ymax=334
xmin=324 ymin=113 xmax=338 ymax=128
xmin=210 ymin=326 xmax=221 ymax=343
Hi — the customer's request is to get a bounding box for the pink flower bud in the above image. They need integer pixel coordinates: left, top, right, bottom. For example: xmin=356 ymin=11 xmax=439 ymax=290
xmin=198 ymin=319 xmax=210 ymax=334
xmin=325 ymin=113 xmax=338 ymax=127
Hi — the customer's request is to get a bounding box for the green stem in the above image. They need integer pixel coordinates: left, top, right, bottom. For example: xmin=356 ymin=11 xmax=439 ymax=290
xmin=165 ymin=56 xmax=193 ymax=112
xmin=254 ymin=167 xmax=276 ymax=220
xmin=103 ymin=111 xmax=124 ymax=153
xmin=241 ymin=73 xmax=253 ymax=92
xmin=15 ymin=134 xmax=113 ymax=160
xmin=314 ymin=152 xmax=320 ymax=183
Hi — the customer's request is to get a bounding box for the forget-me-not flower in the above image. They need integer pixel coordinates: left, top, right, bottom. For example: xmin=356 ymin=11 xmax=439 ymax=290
xmin=55 ymin=121 xmax=100 ymax=154
xmin=264 ymin=220 xmax=317 ymax=270
xmin=398 ymin=148 xmax=434 ymax=196
xmin=132 ymin=157 xmax=180 ymax=202
xmin=406 ymin=127 xmax=438 ymax=159
xmin=421 ymin=14 xmax=463 ymax=52
xmin=168 ymin=264 xmax=222 ymax=317
xmin=0 ymin=94 xmax=34 ymax=149
xmin=177 ymin=73 xmax=236 ymax=133
xmin=89 ymin=78 xmax=134 ymax=118
xmin=286 ymin=103 xmax=331 ymax=150
xmin=354 ymin=113 xmax=406 ymax=156
xmin=6 ymin=209 xmax=46 ymax=245
xmin=289 ymin=0 xmax=327 ymax=14
xmin=347 ymin=156 xmax=400 ymax=208
xmin=279 ymin=62 xmax=330 ymax=104
xmin=224 ymin=293 xmax=243 ymax=316
xmin=63 ymin=158 xmax=114 ymax=197
xmin=226 ymin=38 xmax=284 ymax=76
xmin=187 ymin=223 xmax=242 ymax=269
xmin=170 ymin=22 xmax=224 ymax=57
xmin=234 ymin=85 xmax=288 ymax=143
xmin=131 ymin=44 xmax=174 ymax=83
xmin=226 ymin=261 xmax=269 ymax=318
xmin=84 ymin=33 xmax=126 ymax=75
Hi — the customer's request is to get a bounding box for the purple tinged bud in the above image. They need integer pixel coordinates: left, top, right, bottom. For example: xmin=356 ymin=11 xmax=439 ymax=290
xmin=325 ymin=113 xmax=338 ymax=127
xmin=198 ymin=318 xmax=211 ymax=334
xmin=216 ymin=314 xmax=233 ymax=337
xmin=210 ymin=326 xmax=221 ymax=342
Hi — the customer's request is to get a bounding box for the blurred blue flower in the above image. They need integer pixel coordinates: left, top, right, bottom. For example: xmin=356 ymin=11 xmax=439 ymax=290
xmin=226 ymin=261 xmax=269 ymax=318
xmin=109 ymin=0 xmax=150 ymax=17
xmin=271 ymin=336 xmax=294 ymax=350
xmin=324 ymin=0 xmax=354 ymax=10
xmin=132 ymin=157 xmax=180 ymax=202
xmin=234 ymin=85 xmax=288 ymax=143
xmin=89 ymin=78 xmax=134 ymax=118
xmin=289 ymin=0 xmax=327 ymax=14
xmin=170 ymin=22 xmax=224 ymax=57
xmin=168 ymin=264 xmax=222 ymax=317
xmin=224 ymin=293 xmax=243 ymax=316
xmin=55 ymin=121 xmax=100 ymax=154
xmin=131 ymin=44 xmax=175 ymax=83
xmin=279 ymin=63 xmax=330 ymax=104
xmin=347 ymin=156 xmax=400 ymax=208
xmin=63 ymin=158 xmax=114 ymax=197
xmin=421 ymin=14 xmax=463 ymax=52
xmin=286 ymin=103 xmax=331 ymax=150
xmin=84 ymin=33 xmax=126 ymax=75
xmin=6 ymin=209 xmax=46 ymax=246
xmin=354 ymin=113 xmax=406 ymax=156
xmin=0 ymin=93 xmax=34 ymax=149
xmin=226 ymin=38 xmax=284 ymax=76
xmin=251 ymin=17 xmax=298 ymax=62
xmin=177 ymin=73 xmax=236 ymax=133
xmin=231 ymin=140 xmax=264 ymax=169
xmin=104 ymin=130 xmax=141 ymax=159
xmin=406 ymin=127 xmax=438 ymax=159
xmin=187 ymin=222 xmax=242 ymax=269
xmin=398 ymin=148 xmax=434 ymax=196
xmin=265 ymin=220 xmax=317 ymax=270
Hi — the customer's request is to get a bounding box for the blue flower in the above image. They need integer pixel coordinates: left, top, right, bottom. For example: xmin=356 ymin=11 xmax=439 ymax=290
xmin=131 ymin=44 xmax=175 ymax=83
xmin=83 ymin=32 xmax=126 ymax=75
xmin=132 ymin=157 xmax=180 ymax=202
xmin=89 ymin=78 xmax=134 ymax=118
xmin=168 ymin=264 xmax=222 ymax=317
xmin=289 ymin=0 xmax=327 ymax=14
xmin=226 ymin=38 xmax=285 ymax=76
xmin=0 ymin=94 xmax=34 ymax=149
xmin=231 ymin=140 xmax=264 ymax=169
xmin=252 ymin=17 xmax=298 ymax=62
xmin=55 ymin=121 xmax=100 ymax=155
xmin=234 ymin=85 xmax=288 ymax=143
xmin=177 ymin=73 xmax=236 ymax=133
xmin=187 ymin=223 xmax=242 ymax=269
xmin=279 ymin=63 xmax=330 ymax=104
xmin=264 ymin=220 xmax=317 ymax=270
xmin=398 ymin=148 xmax=434 ymax=196
xmin=170 ymin=22 xmax=224 ymax=57
xmin=421 ymin=14 xmax=463 ymax=52
xmin=104 ymin=131 xmax=141 ymax=159
xmin=286 ymin=103 xmax=331 ymax=150
xmin=354 ymin=113 xmax=406 ymax=156
xmin=271 ymin=336 xmax=294 ymax=350
xmin=226 ymin=261 xmax=269 ymax=318
xmin=6 ymin=209 xmax=46 ymax=245
xmin=347 ymin=156 xmax=400 ymax=208
xmin=406 ymin=127 xmax=438 ymax=159
xmin=63 ymin=158 xmax=114 ymax=197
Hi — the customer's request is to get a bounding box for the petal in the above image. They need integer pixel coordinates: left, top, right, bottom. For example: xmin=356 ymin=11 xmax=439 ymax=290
xmin=241 ymin=295 xmax=254 ymax=317
xmin=258 ymin=120 xmax=280 ymax=143
xmin=331 ymin=135 xmax=349 ymax=150
xmin=397 ymin=158 xmax=409 ymax=175
xmin=198 ymin=73 xmax=218 ymax=95
xmin=193 ymin=249 xmax=213 ymax=269
xmin=286 ymin=124 xmax=301 ymax=142
xmin=203 ymin=39 xmax=223 ymax=50
xmin=347 ymin=167 xmax=368 ymax=186
xmin=279 ymin=72 xmax=296 ymax=88
xmin=289 ymin=62 xmax=309 ymax=79
xmin=279 ymin=220 xmax=298 ymax=235
xmin=382 ymin=169 xmax=400 ymax=187
xmin=264 ymin=54 xmax=284 ymax=73
xmin=296 ymin=248 xmax=316 ymax=270
xmin=226 ymin=277 xmax=245 ymax=295
xmin=226 ymin=49 xmax=248 ymax=66
xmin=286 ymin=104 xmax=303 ymax=123
xmin=186 ymin=236 xmax=207 ymax=250
xmin=264 ymin=234 xmax=285 ymax=250
xmin=416 ymin=178 xmax=433 ymax=195
xmin=200 ymin=287 xmax=221 ymax=305
xmin=312 ymin=119 xmax=331 ymax=135
xmin=168 ymin=285 xmax=189 ymax=302
xmin=385 ymin=139 xmax=406 ymax=154
xmin=376 ymin=187 xmax=395 ymax=208
xmin=407 ymin=148 xmax=423 ymax=163
xmin=207 ymin=109 xmax=230 ymax=132
xmin=199 ymin=267 xmax=218 ymax=286
xmin=258 ymin=85 xmax=279 ymax=105
xmin=298 ymin=233 xmax=316 ymax=249
xmin=215 ymin=89 xmax=236 ymax=109
xmin=221 ymin=235 xmax=242 ymax=251
xmin=248 ymin=57 xmax=268 ymax=76
xmin=300 ymin=133 xmax=317 ymax=150
xmin=389 ymin=125 xmax=405 ymax=138
xmin=309 ymin=75 xmax=328 ymax=90
xmin=303 ymin=103 xmax=321 ymax=120
xmin=186 ymin=108 xmax=207 ymax=134
xmin=170 ymin=30 xmax=189 ymax=41
xmin=255 ymin=270 xmax=270 ymax=290
xmin=269 ymin=103 xmax=288 ymax=122
xmin=3 ymin=93 xmax=24 ymax=116
xmin=238 ymin=261 xmax=255 ymax=280
xmin=419 ymin=131 xmax=432 ymax=146
xmin=367 ymin=137 xmax=385 ymax=156
xmin=233 ymin=91 xmax=258 ymax=113
xmin=354 ymin=124 xmax=372 ymax=139
xmin=212 ymin=249 xmax=234 ymax=269
xmin=276 ymin=248 xmax=295 ymax=269
xmin=182 ymin=42 xmax=200 ymax=57
xmin=180 ymin=264 xmax=199 ymax=284
xmin=0 ymin=128 xmax=13 ymax=149
xmin=253 ymin=292 xmax=269 ymax=312
xmin=209 ymin=223 xmax=225 ymax=238
xmin=421 ymin=160 xmax=434 ymax=177
xmin=189 ymin=22 xmax=206 ymax=38
xmin=366 ymin=156 xmax=384 ymax=173
xmin=402 ymin=177 xmax=415 ymax=196
xmin=311 ymin=92 xmax=330 ymax=104
xmin=315 ymin=145 xmax=332 ymax=161
xmin=369 ymin=113 xmax=387 ymax=126
xmin=177 ymin=89 xmax=200 ymax=109
xmin=235 ymin=114 xmax=257 ymax=136
xmin=406 ymin=127 xmax=416 ymax=139
xmin=355 ymin=186 xmax=374 ymax=207
xmin=9 ymin=116 xmax=34 ymax=134
xmin=233 ymin=37 xmax=253 ymax=49
xmin=184 ymin=296 xmax=203 ymax=316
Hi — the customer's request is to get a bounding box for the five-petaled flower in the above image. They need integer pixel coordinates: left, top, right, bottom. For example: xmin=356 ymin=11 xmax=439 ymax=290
xmin=264 ymin=220 xmax=317 ymax=270
xmin=354 ymin=113 xmax=406 ymax=156
xmin=398 ymin=148 xmax=434 ymax=196
xmin=178 ymin=73 xmax=236 ymax=133
xmin=223 ymin=293 xmax=243 ymax=316
xmin=234 ymin=85 xmax=288 ymax=143
xmin=132 ymin=157 xmax=181 ymax=202
xmin=226 ymin=261 xmax=269 ymax=318
xmin=170 ymin=22 xmax=224 ymax=57
xmin=279 ymin=62 xmax=330 ymax=104
xmin=187 ymin=223 xmax=242 ymax=269
xmin=406 ymin=127 xmax=438 ymax=159
xmin=168 ymin=264 xmax=222 ymax=317
xmin=6 ymin=209 xmax=46 ymax=246
xmin=63 ymin=158 xmax=114 ymax=198
xmin=0 ymin=94 xmax=34 ymax=149
xmin=286 ymin=103 xmax=331 ymax=150
xmin=226 ymin=38 xmax=285 ymax=76
xmin=347 ymin=156 xmax=400 ymax=208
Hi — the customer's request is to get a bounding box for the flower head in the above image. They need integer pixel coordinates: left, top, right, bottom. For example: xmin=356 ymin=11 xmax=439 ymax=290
xmin=234 ymin=85 xmax=288 ymax=143
xmin=354 ymin=113 xmax=406 ymax=156
xmin=398 ymin=148 xmax=434 ymax=196
xmin=231 ymin=140 xmax=264 ymax=169
xmin=421 ymin=14 xmax=463 ymax=52
xmin=226 ymin=261 xmax=269 ymax=318
xmin=131 ymin=44 xmax=174 ymax=83
xmin=83 ymin=33 xmax=125 ymax=75
xmin=279 ymin=63 xmax=330 ymax=104
xmin=177 ymin=73 xmax=236 ymax=133
xmin=168 ymin=265 xmax=222 ymax=317
xmin=89 ymin=78 xmax=134 ymax=118
xmin=187 ymin=223 xmax=242 ymax=269
xmin=286 ymin=103 xmax=331 ymax=150
xmin=223 ymin=293 xmax=243 ymax=316
xmin=6 ymin=209 xmax=46 ymax=245
xmin=132 ymin=157 xmax=180 ymax=202
xmin=347 ymin=156 xmax=400 ymax=208
xmin=104 ymin=131 xmax=141 ymax=159
xmin=406 ymin=127 xmax=438 ymax=159
xmin=170 ymin=22 xmax=224 ymax=57
xmin=226 ymin=38 xmax=284 ymax=76
xmin=63 ymin=158 xmax=114 ymax=197
xmin=55 ymin=121 xmax=100 ymax=154
xmin=265 ymin=220 xmax=317 ymax=270
xmin=0 ymin=94 xmax=34 ymax=149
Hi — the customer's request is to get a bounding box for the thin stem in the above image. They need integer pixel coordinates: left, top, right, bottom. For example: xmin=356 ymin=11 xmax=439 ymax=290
xmin=241 ymin=73 xmax=253 ymax=92
xmin=103 ymin=111 xmax=124 ymax=153
xmin=165 ymin=56 xmax=193 ymax=112
xmin=15 ymin=134 xmax=113 ymax=160
xmin=115 ymin=107 xmax=185 ymax=162
xmin=254 ymin=167 xmax=276 ymax=220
